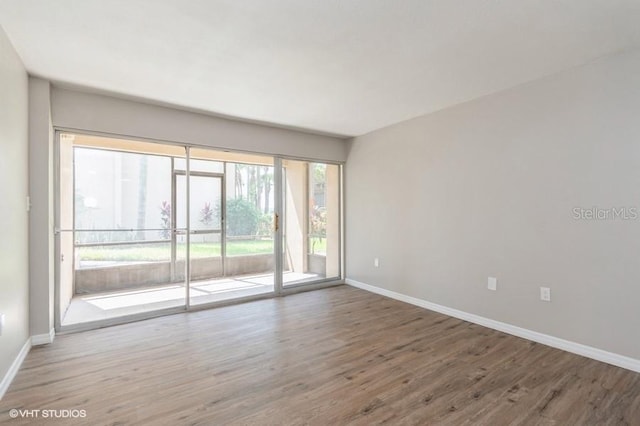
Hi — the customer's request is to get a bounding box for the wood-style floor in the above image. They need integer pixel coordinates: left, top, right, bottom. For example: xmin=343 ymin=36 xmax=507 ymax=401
xmin=1 ymin=285 xmax=639 ymax=425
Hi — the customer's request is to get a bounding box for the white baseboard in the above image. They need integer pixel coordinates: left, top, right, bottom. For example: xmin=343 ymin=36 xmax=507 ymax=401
xmin=0 ymin=339 xmax=31 ymax=400
xmin=31 ymin=328 xmax=55 ymax=346
xmin=346 ymin=278 xmax=640 ymax=373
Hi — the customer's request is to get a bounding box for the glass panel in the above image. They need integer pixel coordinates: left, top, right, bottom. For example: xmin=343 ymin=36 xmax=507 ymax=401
xmin=175 ymin=156 xmax=284 ymax=308
xmin=58 ymin=135 xmax=75 ymax=324
xmin=176 ymin=175 xmax=222 ymax=231
xmin=283 ymin=160 xmax=341 ymax=286
xmin=309 ymin=163 xmax=327 ymax=256
xmin=74 ymin=147 xmax=172 ymax=231
xmin=189 ymin=153 xmax=276 ymax=306
xmin=57 ymin=133 xmax=344 ymax=326
xmin=58 ymin=133 xmax=186 ymax=327
xmin=225 ymin=163 xmax=275 ymax=257
xmin=174 ymin=157 xmax=224 ymax=173
xmin=187 ymin=231 xmax=225 ymax=306
xmin=75 ymin=230 xmax=171 ymax=269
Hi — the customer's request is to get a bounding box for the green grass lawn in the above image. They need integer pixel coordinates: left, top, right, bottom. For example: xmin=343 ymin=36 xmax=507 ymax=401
xmin=78 ymin=239 xmax=275 ymax=262
xmin=78 ymin=238 xmax=328 ymax=262
xmin=309 ymin=237 xmax=327 ymax=255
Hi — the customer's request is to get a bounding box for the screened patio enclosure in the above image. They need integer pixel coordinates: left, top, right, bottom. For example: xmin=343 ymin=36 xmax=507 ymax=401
xmin=56 ymin=133 xmax=342 ymax=328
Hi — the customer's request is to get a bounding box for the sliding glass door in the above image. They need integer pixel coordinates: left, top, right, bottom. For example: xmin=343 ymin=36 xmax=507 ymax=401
xmin=176 ymin=172 xmax=223 ymax=305
xmin=282 ymin=160 xmax=341 ymax=286
xmin=185 ymin=148 xmax=277 ymax=306
xmin=57 ymin=134 xmax=187 ymax=326
xmin=56 ymin=132 xmax=340 ymax=329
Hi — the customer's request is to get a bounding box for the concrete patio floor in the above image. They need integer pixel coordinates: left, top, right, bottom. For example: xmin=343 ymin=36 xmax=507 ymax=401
xmin=61 ymin=271 xmax=320 ymax=326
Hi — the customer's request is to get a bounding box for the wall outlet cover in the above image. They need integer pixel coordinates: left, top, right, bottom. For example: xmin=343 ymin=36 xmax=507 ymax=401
xmin=540 ymin=287 xmax=551 ymax=302
xmin=488 ymin=277 xmax=497 ymax=291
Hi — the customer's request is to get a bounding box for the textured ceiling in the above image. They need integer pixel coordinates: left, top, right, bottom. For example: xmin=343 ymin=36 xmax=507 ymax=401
xmin=1 ymin=0 xmax=640 ymax=136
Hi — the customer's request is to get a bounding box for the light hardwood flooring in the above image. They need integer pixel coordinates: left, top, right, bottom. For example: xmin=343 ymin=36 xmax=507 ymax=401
xmin=1 ymin=285 xmax=639 ymax=425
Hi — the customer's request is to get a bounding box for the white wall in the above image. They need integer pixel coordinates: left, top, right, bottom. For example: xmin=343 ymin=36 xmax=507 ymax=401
xmin=346 ymin=48 xmax=640 ymax=360
xmin=51 ymin=87 xmax=348 ymax=162
xmin=0 ymin=26 xmax=29 ymax=388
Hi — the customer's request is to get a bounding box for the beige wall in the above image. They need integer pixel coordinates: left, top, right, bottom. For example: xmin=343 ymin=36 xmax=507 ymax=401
xmin=28 ymin=77 xmax=55 ymax=337
xmin=346 ymin=48 xmax=640 ymax=360
xmin=0 ymin=26 xmax=29 ymax=388
xmin=284 ymin=160 xmax=308 ymax=273
xmin=51 ymin=87 xmax=348 ymax=162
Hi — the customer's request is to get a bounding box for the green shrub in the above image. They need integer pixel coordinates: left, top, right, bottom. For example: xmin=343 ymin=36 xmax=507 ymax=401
xmin=225 ymin=198 xmax=260 ymax=237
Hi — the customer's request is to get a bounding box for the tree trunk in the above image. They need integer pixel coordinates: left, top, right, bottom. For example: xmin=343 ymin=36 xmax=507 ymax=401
xmin=263 ymin=167 xmax=271 ymax=213
xmin=136 ymin=156 xmax=148 ymax=239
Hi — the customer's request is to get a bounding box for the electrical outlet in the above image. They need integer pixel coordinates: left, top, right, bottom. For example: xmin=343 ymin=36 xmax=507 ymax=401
xmin=540 ymin=287 xmax=551 ymax=302
xmin=488 ymin=277 xmax=497 ymax=291
xmin=374 ymin=258 xmax=379 ymax=268
xmin=0 ymin=313 xmax=5 ymax=336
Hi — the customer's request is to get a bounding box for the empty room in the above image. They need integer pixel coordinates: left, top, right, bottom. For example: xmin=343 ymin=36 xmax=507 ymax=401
xmin=1 ymin=1 xmax=640 ymax=424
